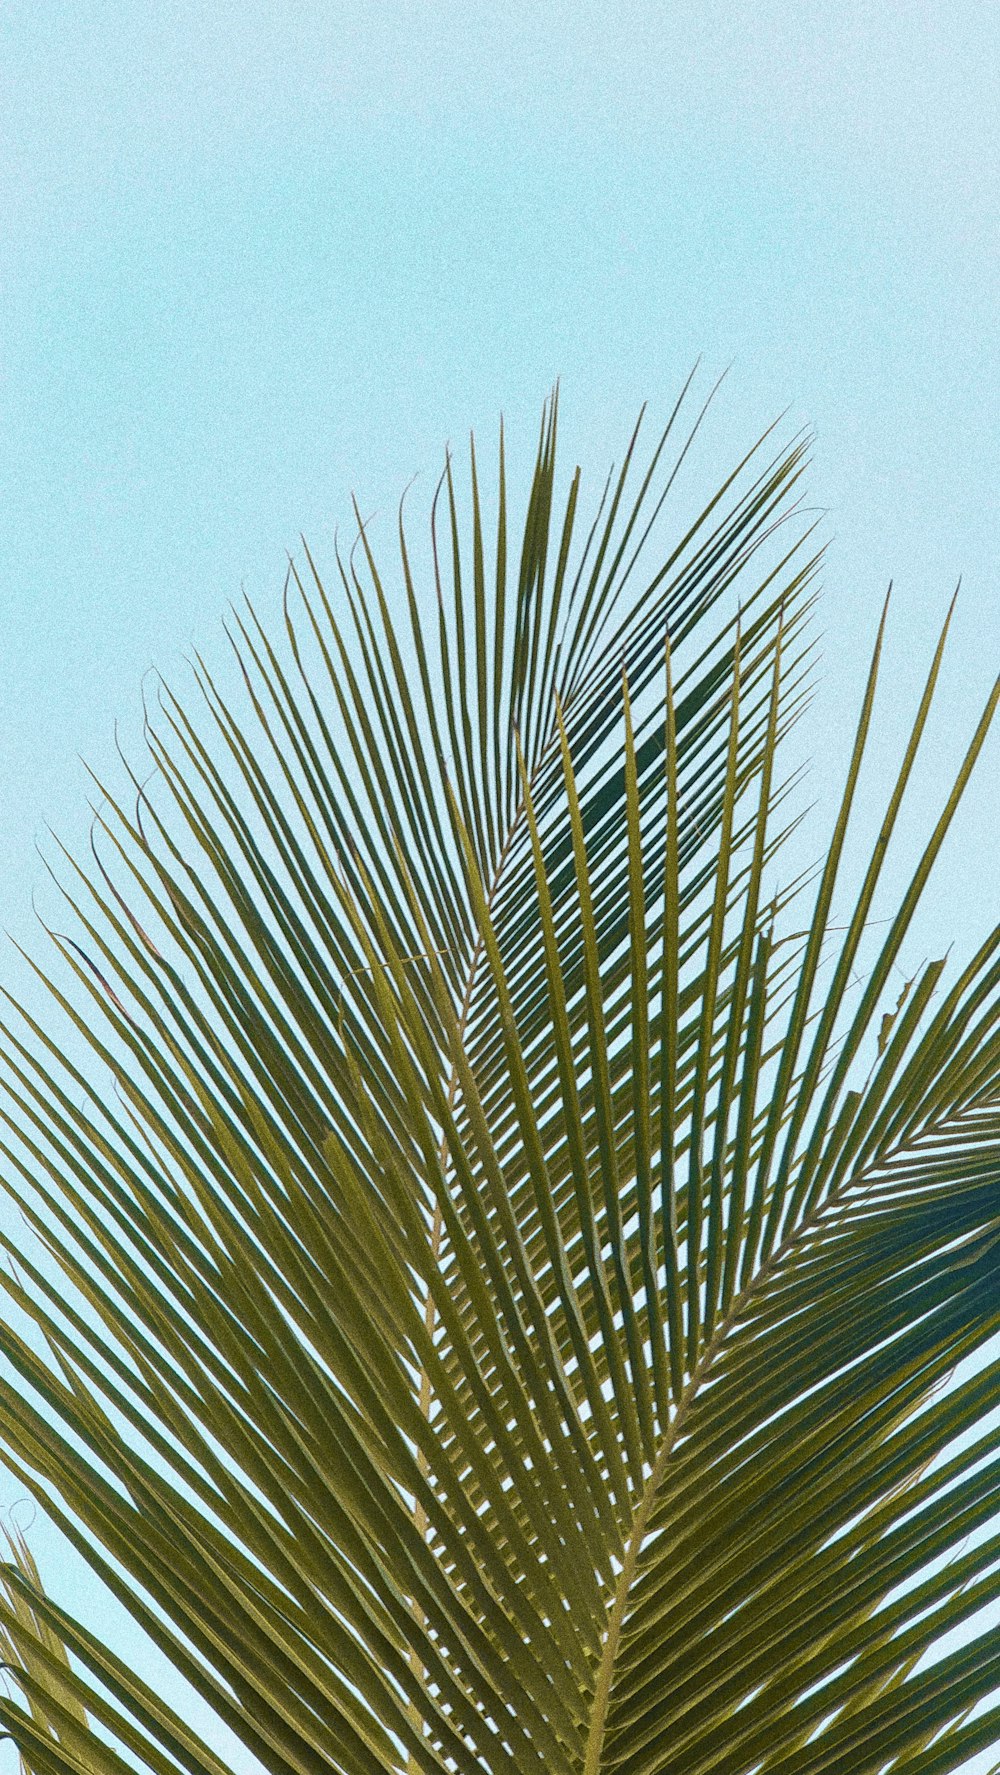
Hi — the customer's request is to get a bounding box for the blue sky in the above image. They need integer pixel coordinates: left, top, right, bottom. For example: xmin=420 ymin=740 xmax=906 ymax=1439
xmin=2 ymin=1 xmax=999 ymax=969
xmin=1 ymin=1 xmax=999 ymax=1765
xmin=2 ymin=4 xmax=999 ymax=927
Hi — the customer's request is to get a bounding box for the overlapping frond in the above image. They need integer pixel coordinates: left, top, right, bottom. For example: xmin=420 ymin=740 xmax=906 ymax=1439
xmin=0 ymin=384 xmax=996 ymax=1775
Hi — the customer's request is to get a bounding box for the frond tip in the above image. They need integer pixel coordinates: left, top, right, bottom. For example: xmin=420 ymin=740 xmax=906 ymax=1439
xmin=0 ymin=382 xmax=996 ymax=1775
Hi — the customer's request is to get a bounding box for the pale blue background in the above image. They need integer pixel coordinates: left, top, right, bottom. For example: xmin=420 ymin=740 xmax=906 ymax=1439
xmin=1 ymin=2 xmax=999 ymax=1768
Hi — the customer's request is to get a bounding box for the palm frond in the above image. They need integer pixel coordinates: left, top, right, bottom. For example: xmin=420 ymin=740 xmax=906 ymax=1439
xmin=0 ymin=382 xmax=996 ymax=1775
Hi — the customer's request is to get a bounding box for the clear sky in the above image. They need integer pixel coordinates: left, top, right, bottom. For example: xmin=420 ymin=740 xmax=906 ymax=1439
xmin=2 ymin=1 xmax=999 ymax=955
xmin=1 ymin=2 xmax=999 ymax=1767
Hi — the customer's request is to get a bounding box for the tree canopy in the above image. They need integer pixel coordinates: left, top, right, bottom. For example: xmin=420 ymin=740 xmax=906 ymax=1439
xmin=0 ymin=384 xmax=999 ymax=1775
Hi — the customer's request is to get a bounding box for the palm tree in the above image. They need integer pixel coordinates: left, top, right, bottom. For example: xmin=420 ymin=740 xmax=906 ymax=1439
xmin=0 ymin=380 xmax=999 ymax=1775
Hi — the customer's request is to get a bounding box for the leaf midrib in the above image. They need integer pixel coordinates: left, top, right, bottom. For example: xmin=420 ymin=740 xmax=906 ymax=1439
xmin=580 ymin=1167 xmax=885 ymax=1775
xmin=406 ymin=714 xmax=568 ymax=1761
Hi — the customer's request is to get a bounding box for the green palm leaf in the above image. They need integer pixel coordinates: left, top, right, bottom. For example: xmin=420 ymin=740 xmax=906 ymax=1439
xmin=0 ymin=382 xmax=997 ymax=1775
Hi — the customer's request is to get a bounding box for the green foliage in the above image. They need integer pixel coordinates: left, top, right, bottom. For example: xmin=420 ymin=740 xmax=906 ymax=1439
xmin=0 ymin=383 xmax=998 ymax=1775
